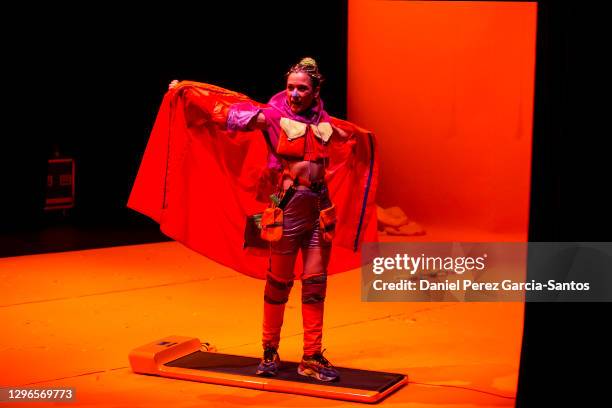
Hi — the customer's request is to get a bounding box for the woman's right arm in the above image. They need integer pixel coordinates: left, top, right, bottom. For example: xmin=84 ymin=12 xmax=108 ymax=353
xmin=227 ymin=103 xmax=267 ymax=132
xmin=168 ymin=79 xmax=267 ymax=131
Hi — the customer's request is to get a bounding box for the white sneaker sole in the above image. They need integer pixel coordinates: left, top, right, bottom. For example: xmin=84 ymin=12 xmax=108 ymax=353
xmin=297 ymin=366 xmax=338 ymax=382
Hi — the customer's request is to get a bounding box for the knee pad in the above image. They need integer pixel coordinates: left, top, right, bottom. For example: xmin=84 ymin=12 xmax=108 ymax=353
xmin=302 ymin=275 xmax=327 ymax=304
xmin=264 ymin=274 xmax=294 ymax=305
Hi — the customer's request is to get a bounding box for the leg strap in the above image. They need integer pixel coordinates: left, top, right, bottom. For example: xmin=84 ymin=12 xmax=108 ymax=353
xmin=302 ymin=275 xmax=327 ymax=304
xmin=264 ymin=274 xmax=294 ymax=305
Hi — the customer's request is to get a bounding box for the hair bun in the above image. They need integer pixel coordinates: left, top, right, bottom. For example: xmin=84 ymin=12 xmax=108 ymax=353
xmin=286 ymin=57 xmax=324 ymax=88
xmin=299 ymin=57 xmax=318 ymax=68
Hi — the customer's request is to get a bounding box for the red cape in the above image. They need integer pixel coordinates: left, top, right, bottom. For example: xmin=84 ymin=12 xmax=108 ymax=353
xmin=128 ymin=81 xmax=378 ymax=279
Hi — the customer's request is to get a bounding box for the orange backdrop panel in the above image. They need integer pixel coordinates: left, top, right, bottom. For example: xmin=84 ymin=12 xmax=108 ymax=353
xmin=348 ymin=0 xmax=537 ymax=238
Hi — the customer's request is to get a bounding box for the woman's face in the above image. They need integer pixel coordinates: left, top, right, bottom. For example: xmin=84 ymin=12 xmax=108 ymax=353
xmin=286 ymin=72 xmax=319 ymax=114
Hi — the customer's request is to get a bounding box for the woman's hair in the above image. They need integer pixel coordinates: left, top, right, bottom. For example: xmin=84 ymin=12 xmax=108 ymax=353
xmin=286 ymin=57 xmax=324 ymax=88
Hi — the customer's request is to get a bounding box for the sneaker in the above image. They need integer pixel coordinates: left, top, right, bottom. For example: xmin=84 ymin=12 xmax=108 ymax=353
xmin=297 ymin=350 xmax=340 ymax=382
xmin=256 ymin=347 xmax=280 ymax=376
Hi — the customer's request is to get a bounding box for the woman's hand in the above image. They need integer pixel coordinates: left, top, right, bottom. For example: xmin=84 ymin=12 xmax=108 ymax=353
xmin=168 ymin=79 xmax=179 ymax=90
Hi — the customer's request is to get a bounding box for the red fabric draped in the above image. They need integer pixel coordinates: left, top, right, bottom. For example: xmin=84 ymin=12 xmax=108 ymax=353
xmin=128 ymin=81 xmax=378 ymax=279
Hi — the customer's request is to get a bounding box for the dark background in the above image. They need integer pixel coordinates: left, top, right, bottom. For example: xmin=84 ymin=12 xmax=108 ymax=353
xmin=1 ymin=1 xmax=609 ymax=405
xmin=2 ymin=2 xmax=348 ymax=251
xmin=521 ymin=1 xmax=610 ymax=405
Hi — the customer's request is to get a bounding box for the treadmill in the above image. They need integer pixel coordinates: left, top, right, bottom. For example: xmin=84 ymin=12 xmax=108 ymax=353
xmin=129 ymin=335 xmax=408 ymax=403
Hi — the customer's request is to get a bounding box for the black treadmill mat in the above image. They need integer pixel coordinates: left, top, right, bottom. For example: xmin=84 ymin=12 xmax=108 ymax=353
xmin=164 ymin=351 xmax=405 ymax=392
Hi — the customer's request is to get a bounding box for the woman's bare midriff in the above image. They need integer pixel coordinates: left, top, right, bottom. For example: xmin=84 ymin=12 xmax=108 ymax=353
xmin=282 ymin=159 xmax=326 ymax=190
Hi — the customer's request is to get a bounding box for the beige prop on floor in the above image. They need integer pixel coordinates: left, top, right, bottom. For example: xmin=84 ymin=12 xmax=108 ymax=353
xmin=377 ymin=205 xmax=426 ymax=236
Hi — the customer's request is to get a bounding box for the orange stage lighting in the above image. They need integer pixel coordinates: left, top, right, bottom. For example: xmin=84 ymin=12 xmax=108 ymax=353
xmin=348 ymin=0 xmax=537 ymax=240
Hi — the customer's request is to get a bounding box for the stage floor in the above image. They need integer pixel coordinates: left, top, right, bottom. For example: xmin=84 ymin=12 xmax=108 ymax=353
xmin=0 ymin=240 xmax=523 ymax=407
